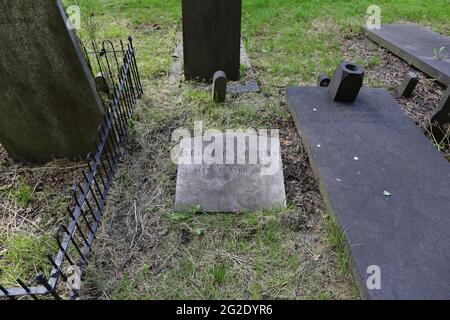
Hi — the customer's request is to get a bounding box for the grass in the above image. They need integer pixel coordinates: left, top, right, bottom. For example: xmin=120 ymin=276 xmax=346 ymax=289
xmin=7 ymin=177 xmax=33 ymax=207
xmin=1 ymin=0 xmax=445 ymax=298
xmin=0 ymin=233 xmax=56 ymax=286
xmin=324 ymin=215 xmax=351 ymax=275
xmin=67 ymin=0 xmax=450 ymax=300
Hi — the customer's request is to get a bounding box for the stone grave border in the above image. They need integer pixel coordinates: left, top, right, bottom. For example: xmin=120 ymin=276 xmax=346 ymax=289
xmin=365 ymin=24 xmax=450 ymax=86
xmin=0 ymin=37 xmax=143 ymax=300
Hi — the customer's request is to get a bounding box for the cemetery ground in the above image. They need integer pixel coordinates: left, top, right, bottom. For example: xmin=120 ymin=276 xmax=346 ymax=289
xmin=1 ymin=0 xmax=449 ymax=299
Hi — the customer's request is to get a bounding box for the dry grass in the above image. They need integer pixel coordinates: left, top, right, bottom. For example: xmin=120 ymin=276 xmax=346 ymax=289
xmin=77 ymin=12 xmax=361 ymax=297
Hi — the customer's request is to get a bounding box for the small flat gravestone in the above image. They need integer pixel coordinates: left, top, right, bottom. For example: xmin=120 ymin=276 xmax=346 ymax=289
xmin=0 ymin=0 xmax=104 ymax=161
xmin=182 ymin=0 xmax=242 ymax=81
xmin=365 ymin=24 xmax=450 ymax=86
xmin=175 ymin=133 xmax=286 ymax=213
xmin=287 ymin=86 xmax=450 ymax=299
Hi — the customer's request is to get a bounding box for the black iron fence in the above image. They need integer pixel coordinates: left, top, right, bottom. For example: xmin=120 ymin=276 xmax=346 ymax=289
xmin=0 ymin=36 xmax=142 ymax=300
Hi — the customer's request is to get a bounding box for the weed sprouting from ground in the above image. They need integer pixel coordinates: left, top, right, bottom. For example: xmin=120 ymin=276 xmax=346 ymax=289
xmin=7 ymin=177 xmax=33 ymax=207
xmin=324 ymin=215 xmax=351 ymax=276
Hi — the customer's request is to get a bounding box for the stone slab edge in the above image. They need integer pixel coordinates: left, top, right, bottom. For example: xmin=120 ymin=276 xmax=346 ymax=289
xmin=364 ymin=24 xmax=450 ymax=86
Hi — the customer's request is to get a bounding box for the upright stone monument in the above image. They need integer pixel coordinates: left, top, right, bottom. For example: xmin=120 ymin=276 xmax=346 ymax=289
xmin=182 ymin=0 xmax=242 ymax=81
xmin=0 ymin=0 xmax=104 ymax=161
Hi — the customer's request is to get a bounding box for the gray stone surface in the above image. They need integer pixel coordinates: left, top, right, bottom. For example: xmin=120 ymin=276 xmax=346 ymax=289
xmin=169 ymin=43 xmax=184 ymax=81
xmin=365 ymin=24 xmax=450 ymax=86
xmin=212 ymin=71 xmax=227 ymax=102
xmin=182 ymin=0 xmax=242 ymax=81
xmin=398 ymin=72 xmax=419 ymax=98
xmin=228 ymin=80 xmax=261 ymax=94
xmin=432 ymin=86 xmax=450 ymax=124
xmin=175 ymin=133 xmax=286 ymax=213
xmin=0 ymin=0 xmax=104 ymax=161
xmin=287 ymin=86 xmax=450 ymax=299
xmin=328 ymin=62 xmax=365 ymax=103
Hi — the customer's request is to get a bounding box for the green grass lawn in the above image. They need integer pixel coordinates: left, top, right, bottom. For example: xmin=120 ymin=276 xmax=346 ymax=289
xmin=59 ymin=0 xmax=449 ymax=300
xmin=72 ymin=0 xmax=450 ymax=85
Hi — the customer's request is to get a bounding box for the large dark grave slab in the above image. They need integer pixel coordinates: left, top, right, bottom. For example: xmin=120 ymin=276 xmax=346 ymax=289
xmin=365 ymin=24 xmax=450 ymax=86
xmin=0 ymin=0 xmax=104 ymax=161
xmin=182 ymin=0 xmax=242 ymax=81
xmin=287 ymin=86 xmax=450 ymax=299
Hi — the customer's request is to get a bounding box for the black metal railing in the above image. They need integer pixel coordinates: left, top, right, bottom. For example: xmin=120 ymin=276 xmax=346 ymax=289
xmin=0 ymin=36 xmax=142 ymax=300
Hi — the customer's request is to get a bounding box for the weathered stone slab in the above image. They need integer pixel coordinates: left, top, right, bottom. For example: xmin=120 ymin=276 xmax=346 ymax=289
xmin=95 ymin=73 xmax=110 ymax=96
xmin=287 ymin=86 xmax=450 ymax=299
xmin=228 ymin=80 xmax=261 ymax=94
xmin=182 ymin=0 xmax=242 ymax=81
xmin=0 ymin=0 xmax=104 ymax=161
xmin=365 ymin=24 xmax=450 ymax=86
xmin=175 ymin=133 xmax=286 ymax=213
